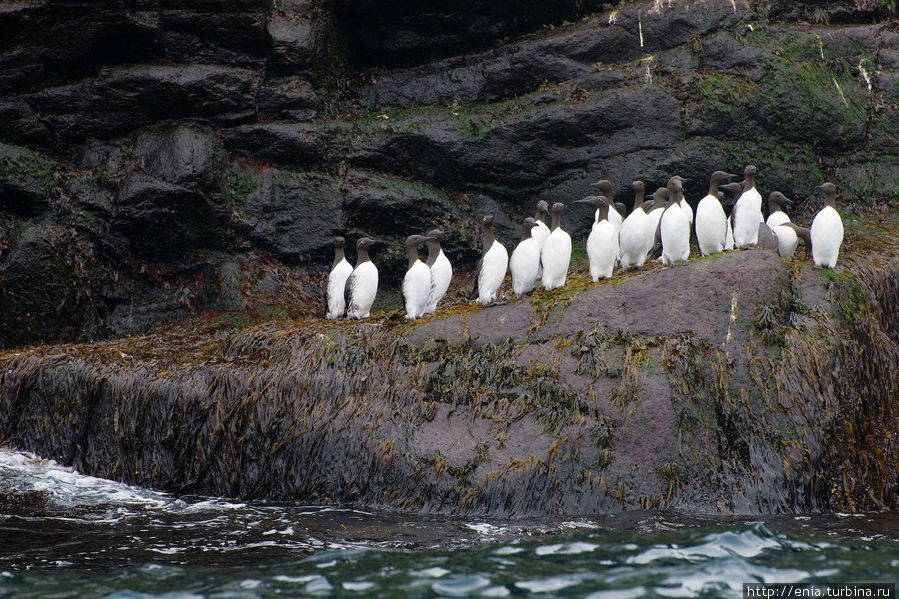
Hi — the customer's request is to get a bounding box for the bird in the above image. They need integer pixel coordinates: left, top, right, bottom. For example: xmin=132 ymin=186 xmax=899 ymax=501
xmin=618 ymin=181 xmax=657 ymax=271
xmin=592 ymin=180 xmax=623 ymax=231
xmin=773 ymin=222 xmax=811 ymax=259
xmin=424 ymin=229 xmax=452 ymax=314
xmin=531 ymin=200 xmax=551 ymax=252
xmin=345 ymin=238 xmax=380 ymax=319
xmin=510 ymin=217 xmax=541 ymax=297
xmin=670 ymin=175 xmax=694 ymax=226
xmin=645 ymin=186 xmax=669 ymax=261
xmin=720 ymin=182 xmax=744 ymax=251
xmin=810 ymin=182 xmax=844 ymax=268
xmin=766 ymin=192 xmax=793 ymax=228
xmin=473 ymin=215 xmax=509 ymax=304
xmin=326 ymin=236 xmax=354 ymax=319
xmin=695 ymin=171 xmax=737 ymax=256
xmin=732 ymin=165 xmax=763 ymax=249
xmin=577 ymin=195 xmax=619 ymax=280
xmin=660 ymin=177 xmax=690 ymax=266
xmin=541 ymin=202 xmax=572 ymax=289
xmin=402 ymin=234 xmax=436 ymax=320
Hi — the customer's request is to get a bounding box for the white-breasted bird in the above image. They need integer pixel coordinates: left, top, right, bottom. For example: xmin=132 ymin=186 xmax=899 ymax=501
xmin=695 ymin=171 xmax=737 ymax=256
xmin=541 ymin=202 xmax=572 ymax=289
xmin=732 ymin=165 xmax=763 ymax=249
xmin=510 ymin=217 xmax=541 ymax=297
xmin=402 ymin=234 xmax=436 ymax=320
xmin=424 ymin=229 xmax=452 ymax=314
xmin=773 ymin=222 xmax=811 ymax=259
xmin=765 ymin=191 xmax=793 ymax=228
xmin=810 ymin=182 xmax=844 ymax=268
xmin=473 ymin=215 xmax=509 ymax=304
xmin=577 ymin=195 xmax=620 ymax=280
xmin=531 ymin=200 xmax=551 ymax=252
xmin=592 ymin=180 xmax=623 ymax=231
xmin=660 ymin=177 xmax=690 ymax=266
xmin=618 ymin=181 xmax=657 ymax=271
xmin=345 ymin=237 xmax=380 ymax=319
xmin=326 ymin=236 xmax=354 ymax=319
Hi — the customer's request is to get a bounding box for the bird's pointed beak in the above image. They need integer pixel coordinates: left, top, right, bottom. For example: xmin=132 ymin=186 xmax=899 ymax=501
xmin=574 ymin=199 xmax=594 ymax=205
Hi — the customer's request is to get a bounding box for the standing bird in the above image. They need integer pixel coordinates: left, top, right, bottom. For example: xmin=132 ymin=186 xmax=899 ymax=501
xmin=541 ymin=202 xmax=572 ymax=289
xmin=645 ymin=187 xmax=669 ymax=261
xmin=618 ymin=181 xmax=656 ymax=271
xmin=695 ymin=171 xmax=737 ymax=256
xmin=424 ymin=229 xmax=452 ymax=314
xmin=577 ymin=196 xmax=619 ymax=280
xmin=326 ymin=236 xmax=354 ymax=319
xmin=732 ymin=165 xmax=763 ymax=249
xmin=670 ymin=175 xmax=694 ymax=227
xmin=766 ymin=192 xmax=793 ymax=228
xmin=810 ymin=182 xmax=844 ymax=268
xmin=660 ymin=177 xmax=690 ymax=266
xmin=345 ymin=238 xmax=380 ymax=319
xmin=721 ymin=182 xmax=743 ymax=251
xmin=510 ymin=218 xmax=541 ymax=297
xmin=592 ymin=180 xmax=623 ymax=231
xmin=402 ymin=234 xmax=435 ymax=320
xmin=531 ymin=200 xmax=551 ymax=251
xmin=473 ymin=215 xmax=509 ymax=304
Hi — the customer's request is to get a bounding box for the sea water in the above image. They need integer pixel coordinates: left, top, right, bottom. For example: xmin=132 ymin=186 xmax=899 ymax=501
xmin=0 ymin=448 xmax=896 ymax=598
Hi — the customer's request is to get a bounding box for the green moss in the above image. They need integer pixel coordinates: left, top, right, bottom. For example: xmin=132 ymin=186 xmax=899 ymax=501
xmin=821 ymin=269 xmax=868 ymax=324
xmin=760 ymin=57 xmax=867 ymax=147
xmin=226 ymin=170 xmax=259 ymax=207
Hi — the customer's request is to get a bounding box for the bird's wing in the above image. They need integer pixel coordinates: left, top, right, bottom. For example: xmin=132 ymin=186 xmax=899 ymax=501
xmin=344 ymin=270 xmax=357 ymax=314
xmin=647 ymin=208 xmax=665 ymax=260
xmin=469 ymin=257 xmax=483 ymax=300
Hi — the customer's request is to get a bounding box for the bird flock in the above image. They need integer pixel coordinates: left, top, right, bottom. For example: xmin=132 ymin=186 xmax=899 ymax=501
xmin=327 ymin=167 xmax=845 ymax=321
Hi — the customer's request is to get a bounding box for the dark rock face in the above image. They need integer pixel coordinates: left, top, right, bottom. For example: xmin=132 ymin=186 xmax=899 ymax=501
xmin=0 ymin=0 xmax=897 ymax=348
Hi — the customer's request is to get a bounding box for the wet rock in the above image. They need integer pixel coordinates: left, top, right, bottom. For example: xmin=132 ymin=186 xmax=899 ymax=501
xmin=364 ymin=0 xmax=747 ymax=108
xmin=160 ymin=8 xmax=269 ymax=67
xmin=131 ymin=125 xmax=226 ymax=191
xmin=20 ymin=64 xmax=259 ymax=148
xmin=267 ymin=15 xmax=323 ymax=73
xmin=235 ymin=167 xmax=345 ymax=261
xmin=0 ymin=224 xmax=98 ymax=347
xmin=333 ymin=0 xmax=607 ymax=69
xmin=0 ymin=48 xmax=43 ymax=95
xmin=257 ymin=77 xmax=324 ymax=121
xmin=0 ymin=143 xmax=56 ymax=217
xmin=114 ymin=175 xmax=226 ymax=258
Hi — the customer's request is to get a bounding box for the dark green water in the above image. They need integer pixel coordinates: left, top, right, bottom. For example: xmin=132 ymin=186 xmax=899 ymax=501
xmin=0 ymin=449 xmax=896 ymax=598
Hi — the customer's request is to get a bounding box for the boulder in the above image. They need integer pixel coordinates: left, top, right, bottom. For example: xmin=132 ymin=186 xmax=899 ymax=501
xmin=0 ymin=143 xmax=55 ymax=217
xmin=20 ymin=64 xmax=259 ymax=147
xmin=131 ymin=125 xmax=227 ymax=191
xmin=0 ymin=224 xmax=98 ymax=347
xmin=114 ymin=175 xmax=226 ymax=258
xmin=257 ymin=77 xmax=324 ymax=121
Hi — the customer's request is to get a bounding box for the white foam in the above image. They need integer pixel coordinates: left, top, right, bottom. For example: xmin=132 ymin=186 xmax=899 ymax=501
xmin=342 ymin=581 xmax=376 ymax=591
xmin=515 ymin=574 xmax=589 ymax=593
xmin=412 ymin=567 xmax=450 ymax=578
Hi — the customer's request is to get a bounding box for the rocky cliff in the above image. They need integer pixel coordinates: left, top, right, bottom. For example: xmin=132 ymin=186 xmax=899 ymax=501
xmin=1 ymin=0 xmax=897 ymax=345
